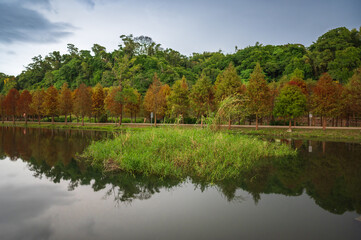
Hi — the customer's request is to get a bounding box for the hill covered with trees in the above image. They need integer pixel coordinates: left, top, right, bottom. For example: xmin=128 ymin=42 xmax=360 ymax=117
xmin=0 ymin=27 xmax=361 ymax=128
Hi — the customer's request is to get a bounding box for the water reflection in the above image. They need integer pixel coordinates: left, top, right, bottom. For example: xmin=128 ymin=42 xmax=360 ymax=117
xmin=0 ymin=126 xmax=360 ymax=215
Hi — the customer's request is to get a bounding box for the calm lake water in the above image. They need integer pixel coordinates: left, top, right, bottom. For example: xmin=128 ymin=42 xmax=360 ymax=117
xmin=0 ymin=126 xmax=360 ymax=240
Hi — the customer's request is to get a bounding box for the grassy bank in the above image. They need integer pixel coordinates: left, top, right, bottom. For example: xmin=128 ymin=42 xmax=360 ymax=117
xmin=78 ymin=128 xmax=297 ymax=182
xmin=234 ymin=128 xmax=361 ymax=142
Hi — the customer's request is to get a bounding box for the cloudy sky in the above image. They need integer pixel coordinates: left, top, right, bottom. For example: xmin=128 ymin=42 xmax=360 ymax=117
xmin=0 ymin=0 xmax=360 ymax=76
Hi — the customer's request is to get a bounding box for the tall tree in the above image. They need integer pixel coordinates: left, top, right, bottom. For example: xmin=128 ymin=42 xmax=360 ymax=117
xmin=58 ymin=83 xmax=73 ymax=125
xmin=73 ymin=83 xmax=92 ymax=126
xmin=104 ymin=86 xmax=122 ymax=125
xmin=273 ymin=85 xmax=307 ymax=131
xmin=143 ymin=73 xmax=164 ymax=126
xmin=43 ymin=86 xmax=59 ymax=124
xmin=345 ymin=67 xmax=361 ymax=125
xmin=246 ymin=63 xmax=272 ymax=130
xmin=312 ymin=73 xmax=342 ymax=130
xmin=30 ymin=89 xmax=45 ymax=124
xmin=190 ymin=73 xmax=214 ymax=126
xmin=125 ymin=88 xmax=141 ymax=123
xmin=214 ymin=63 xmax=243 ymax=103
xmin=0 ymin=94 xmax=5 ymax=124
xmin=17 ymin=90 xmax=32 ymax=125
xmin=167 ymin=76 xmax=189 ymax=121
xmin=3 ymin=88 xmax=20 ymax=124
xmin=91 ymin=83 xmax=105 ymax=122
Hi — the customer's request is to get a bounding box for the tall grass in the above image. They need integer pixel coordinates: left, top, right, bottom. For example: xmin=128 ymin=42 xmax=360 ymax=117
xmin=78 ymin=128 xmax=297 ymax=182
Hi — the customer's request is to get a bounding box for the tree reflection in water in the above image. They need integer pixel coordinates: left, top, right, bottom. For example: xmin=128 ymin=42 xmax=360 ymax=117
xmin=0 ymin=126 xmax=360 ymax=214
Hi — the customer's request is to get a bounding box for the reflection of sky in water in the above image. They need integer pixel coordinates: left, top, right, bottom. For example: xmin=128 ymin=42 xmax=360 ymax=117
xmin=1 ymin=157 xmax=360 ymax=240
xmin=0 ymin=126 xmax=361 ymax=239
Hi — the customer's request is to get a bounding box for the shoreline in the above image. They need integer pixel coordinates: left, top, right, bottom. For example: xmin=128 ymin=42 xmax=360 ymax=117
xmin=1 ymin=121 xmax=361 ymax=142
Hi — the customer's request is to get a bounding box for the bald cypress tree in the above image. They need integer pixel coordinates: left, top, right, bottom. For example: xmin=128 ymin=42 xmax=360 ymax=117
xmin=214 ymin=63 xmax=243 ymax=103
xmin=59 ymin=83 xmax=73 ymax=125
xmin=43 ymin=86 xmax=59 ymax=124
xmin=246 ymin=63 xmax=272 ymax=130
xmin=167 ymin=76 xmax=189 ymax=122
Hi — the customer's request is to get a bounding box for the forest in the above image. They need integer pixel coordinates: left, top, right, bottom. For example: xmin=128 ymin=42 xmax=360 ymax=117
xmin=0 ymin=27 xmax=361 ymax=128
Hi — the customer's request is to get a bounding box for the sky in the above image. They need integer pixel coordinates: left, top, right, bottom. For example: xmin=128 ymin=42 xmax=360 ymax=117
xmin=0 ymin=0 xmax=360 ymax=76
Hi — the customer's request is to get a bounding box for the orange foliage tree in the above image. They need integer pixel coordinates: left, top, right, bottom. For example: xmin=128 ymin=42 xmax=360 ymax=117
xmin=73 ymin=83 xmax=92 ymax=126
xmin=0 ymin=94 xmax=4 ymax=124
xmin=312 ymin=73 xmax=342 ymax=130
xmin=58 ymin=83 xmax=73 ymax=124
xmin=104 ymin=86 xmax=122 ymax=125
xmin=30 ymin=89 xmax=46 ymax=124
xmin=3 ymin=88 xmax=20 ymax=124
xmin=91 ymin=83 xmax=105 ymax=122
xmin=17 ymin=90 xmax=32 ymax=124
xmin=143 ymin=73 xmax=168 ymax=126
xmin=43 ymin=86 xmax=59 ymax=124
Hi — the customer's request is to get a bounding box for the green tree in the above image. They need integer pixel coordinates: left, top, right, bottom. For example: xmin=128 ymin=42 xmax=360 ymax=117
xmin=125 ymin=88 xmax=141 ymax=123
xmin=190 ymin=73 xmax=214 ymax=126
xmin=328 ymin=47 xmax=361 ymax=83
xmin=273 ymin=85 xmax=307 ymax=130
xmin=246 ymin=63 xmax=272 ymax=130
xmin=214 ymin=63 xmax=242 ymax=103
xmin=167 ymin=76 xmax=189 ymax=121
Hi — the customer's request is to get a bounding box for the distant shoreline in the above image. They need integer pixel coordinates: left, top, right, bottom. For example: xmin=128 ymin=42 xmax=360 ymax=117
xmin=1 ymin=121 xmax=361 ymax=142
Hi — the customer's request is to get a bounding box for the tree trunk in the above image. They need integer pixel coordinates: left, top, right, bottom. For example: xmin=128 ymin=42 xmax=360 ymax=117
xmin=24 ymin=114 xmax=27 ymax=125
xmin=51 ymin=115 xmax=54 ymax=124
xmin=322 ymin=117 xmax=326 ymax=131
xmin=38 ymin=115 xmax=41 ymax=125
xmin=82 ymin=116 xmax=84 ymax=126
xmin=228 ymin=118 xmax=231 ymax=130
xmin=255 ymin=114 xmax=258 ymax=130
xmin=201 ymin=116 xmax=203 ymax=128
xmin=289 ymin=119 xmax=292 ymax=131
xmin=346 ymin=115 xmax=349 ymax=127
xmin=154 ymin=112 xmax=157 ymax=127
xmin=119 ymin=105 xmax=123 ymax=126
xmin=308 ymin=112 xmax=310 ymax=126
xmin=294 ymin=119 xmax=296 ymax=127
xmin=65 ymin=114 xmax=68 ymax=125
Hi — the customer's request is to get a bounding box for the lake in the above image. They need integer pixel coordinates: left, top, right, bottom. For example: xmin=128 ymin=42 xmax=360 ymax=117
xmin=0 ymin=126 xmax=360 ymax=240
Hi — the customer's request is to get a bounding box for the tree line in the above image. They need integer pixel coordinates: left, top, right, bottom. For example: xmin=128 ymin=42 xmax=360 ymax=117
xmin=0 ymin=27 xmax=360 ymax=129
xmin=0 ymin=63 xmax=361 ymax=130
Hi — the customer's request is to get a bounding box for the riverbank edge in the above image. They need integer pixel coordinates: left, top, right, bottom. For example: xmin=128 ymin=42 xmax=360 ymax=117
xmin=1 ymin=121 xmax=361 ymax=142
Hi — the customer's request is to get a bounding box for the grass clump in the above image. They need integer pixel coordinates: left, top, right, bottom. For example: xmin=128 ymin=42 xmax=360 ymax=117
xmin=78 ymin=128 xmax=297 ymax=182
